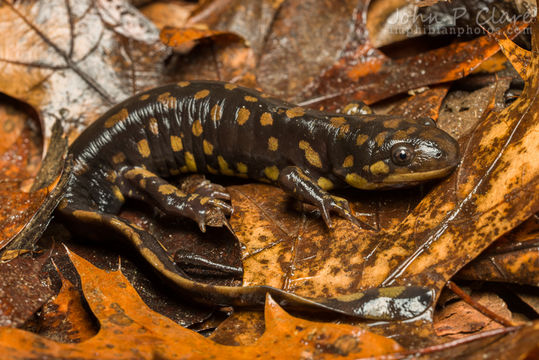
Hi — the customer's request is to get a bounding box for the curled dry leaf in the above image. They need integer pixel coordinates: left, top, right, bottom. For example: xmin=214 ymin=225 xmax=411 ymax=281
xmin=160 ymin=26 xmax=245 ymax=49
xmin=0 ymin=0 xmax=169 ymax=146
xmin=37 ymin=273 xmax=97 ymax=343
xmin=0 ymin=101 xmax=42 ymax=250
xmin=0 ymin=99 xmax=67 ymax=253
xmin=140 ymin=1 xmax=196 ymax=30
xmin=456 ymin=214 xmax=539 ymax=286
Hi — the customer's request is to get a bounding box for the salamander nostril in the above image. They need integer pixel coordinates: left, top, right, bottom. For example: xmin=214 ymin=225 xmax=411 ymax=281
xmin=435 ymin=151 xmax=442 ymax=159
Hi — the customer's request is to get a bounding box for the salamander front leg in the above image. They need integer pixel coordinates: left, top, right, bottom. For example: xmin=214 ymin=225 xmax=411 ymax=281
xmin=278 ymin=166 xmax=372 ymax=230
xmin=180 ymin=174 xmax=230 ymax=201
xmin=122 ymin=166 xmax=232 ymax=232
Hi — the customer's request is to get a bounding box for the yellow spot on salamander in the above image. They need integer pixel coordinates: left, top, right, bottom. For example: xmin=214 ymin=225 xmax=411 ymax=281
xmin=211 ymin=104 xmax=222 ymax=121
xmin=148 ymin=117 xmax=159 ymax=135
xmin=203 ymin=140 xmax=214 ymax=155
xmin=268 ymin=137 xmax=279 ymax=151
xmin=106 ymin=170 xmax=117 ymax=183
xmin=370 ymin=161 xmax=390 ymax=176
xmin=177 ymin=81 xmax=190 ymax=87
xmin=192 ymin=119 xmax=203 ymax=136
xmin=345 ymin=173 xmax=377 ymax=190
xmin=157 ymin=92 xmax=177 ymax=108
xmin=139 ymin=94 xmax=150 ymax=101
xmin=200 ymin=197 xmax=210 ymax=205
xmin=406 ymin=127 xmax=417 ymax=135
xmin=260 ymin=112 xmax=273 ymax=126
xmin=207 ymin=165 xmax=218 ymax=174
xmin=194 ymin=89 xmax=210 ymax=99
xmin=125 ymin=167 xmax=151 ymax=179
xmin=356 ymin=134 xmax=369 ymax=146
xmin=104 ymin=108 xmax=128 ymax=128
xmin=179 ymin=166 xmax=189 ymax=173
xmin=112 ymin=185 xmax=124 ymax=202
xmin=375 ymin=131 xmax=388 ymax=147
xmin=317 ymin=177 xmax=334 ymax=190
xmin=185 ymin=152 xmax=197 ymax=172
xmin=170 ymin=136 xmax=183 ymax=151
xmin=393 ymin=130 xmax=407 ymax=140
xmin=137 ymin=139 xmax=150 ymax=158
xmin=299 ymin=140 xmax=322 ymax=168
xmin=169 ymin=169 xmax=180 ymax=176
xmin=139 ymin=179 xmax=147 ymax=188
xmin=286 ymin=107 xmax=305 ymax=118
xmin=236 ymin=162 xmax=248 ymax=173
xmin=379 ymin=286 xmax=406 ymax=298
xmin=224 ymin=83 xmax=237 ymax=90
xmin=343 ymin=155 xmax=354 ymax=168
xmin=218 ymin=156 xmax=234 ymax=176
xmin=72 ymin=210 xmax=102 ymax=222
xmin=338 ymin=124 xmax=350 ymax=137
xmin=58 ymin=198 xmax=68 ymax=210
xmin=244 ymin=95 xmax=258 ymax=102
xmin=330 ymin=117 xmax=351 ymax=136
xmin=236 ymin=107 xmax=250 ymax=125
xmin=158 ymin=184 xmax=177 ymax=195
xmin=264 ymin=166 xmax=280 ymax=181
xmin=384 ymin=119 xmax=400 ymax=129
xmin=330 ymin=117 xmax=346 ymax=127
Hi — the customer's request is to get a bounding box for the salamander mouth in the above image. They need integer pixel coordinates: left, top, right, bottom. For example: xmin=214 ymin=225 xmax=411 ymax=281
xmin=380 ymin=165 xmax=457 ymax=185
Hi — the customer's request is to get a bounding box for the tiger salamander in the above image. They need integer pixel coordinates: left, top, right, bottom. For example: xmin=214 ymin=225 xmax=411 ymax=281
xmin=58 ymin=80 xmax=459 ymax=320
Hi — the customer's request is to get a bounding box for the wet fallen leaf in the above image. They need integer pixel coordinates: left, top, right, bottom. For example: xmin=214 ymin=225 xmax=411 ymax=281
xmin=0 ymin=253 xmax=54 ymax=327
xmin=457 ymin=214 xmax=539 ymax=286
xmin=302 ymin=22 xmax=528 ymax=109
xmin=43 ymin=224 xmax=217 ymax=328
xmin=0 ymin=101 xmax=67 ymax=253
xmin=0 ymin=249 xmax=407 ymax=359
xmin=0 ymin=100 xmax=43 ymax=249
xmin=434 ymin=292 xmax=515 ymax=339
xmin=387 ymin=85 xmax=449 ymax=121
xmin=223 ymin=19 xmax=539 ymax=337
xmin=437 ymin=79 xmax=512 ymax=140
xmin=37 ymin=272 xmax=97 ymax=343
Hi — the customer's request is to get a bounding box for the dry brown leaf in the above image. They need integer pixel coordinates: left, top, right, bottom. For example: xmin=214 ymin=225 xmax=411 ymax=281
xmin=0 ymin=249 xmax=407 ymax=359
xmin=0 ymin=0 xmax=170 ymax=146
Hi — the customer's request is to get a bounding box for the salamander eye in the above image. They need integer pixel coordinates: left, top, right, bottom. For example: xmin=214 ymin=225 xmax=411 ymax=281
xmin=391 ymin=144 xmax=415 ymax=166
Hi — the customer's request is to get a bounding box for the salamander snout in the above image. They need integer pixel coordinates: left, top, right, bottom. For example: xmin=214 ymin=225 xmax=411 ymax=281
xmin=381 ymin=126 xmax=460 ymax=186
xmin=336 ymin=120 xmax=460 ymax=190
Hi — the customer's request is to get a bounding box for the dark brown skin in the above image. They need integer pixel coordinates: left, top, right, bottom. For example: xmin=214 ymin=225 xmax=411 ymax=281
xmin=57 ymin=80 xmax=459 ymax=320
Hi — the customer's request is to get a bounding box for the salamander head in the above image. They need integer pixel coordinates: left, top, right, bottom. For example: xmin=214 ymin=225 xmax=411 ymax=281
xmin=332 ymin=117 xmax=460 ymax=189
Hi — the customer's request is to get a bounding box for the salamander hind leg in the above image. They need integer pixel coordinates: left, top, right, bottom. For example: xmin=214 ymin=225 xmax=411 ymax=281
xmin=122 ymin=166 xmax=232 ymax=233
xmin=278 ymin=166 xmax=373 ymax=230
xmin=59 ymin=202 xmax=182 ymax=276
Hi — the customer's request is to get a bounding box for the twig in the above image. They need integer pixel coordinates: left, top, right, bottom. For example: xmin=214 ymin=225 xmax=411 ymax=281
xmin=446 ymin=280 xmax=517 ymax=327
